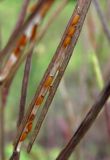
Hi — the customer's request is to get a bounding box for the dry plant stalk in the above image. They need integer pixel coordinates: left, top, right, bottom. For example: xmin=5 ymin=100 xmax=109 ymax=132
xmin=0 ymin=24 xmax=5 ymax=160
xmin=0 ymin=0 xmax=54 ymax=84
xmin=9 ymin=0 xmax=92 ymax=158
xmin=0 ymin=90 xmax=5 ymax=160
xmin=87 ymin=12 xmax=110 ymax=139
xmin=27 ymin=0 xmax=92 ymax=153
xmin=17 ymin=51 xmax=32 ymax=128
xmin=56 ymin=78 xmax=110 ymax=160
xmin=16 ymin=50 xmax=33 ymax=160
xmin=5 ymin=0 xmax=31 ymax=59
xmin=2 ymin=0 xmax=68 ymax=89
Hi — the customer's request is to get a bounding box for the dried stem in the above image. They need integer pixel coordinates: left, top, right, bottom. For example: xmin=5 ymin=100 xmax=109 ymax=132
xmin=37 ymin=0 xmax=68 ymax=40
xmin=3 ymin=0 xmax=67 ymax=92
xmin=56 ymin=78 xmax=110 ymax=160
xmin=59 ymin=79 xmax=76 ymax=132
xmin=0 ymin=23 xmax=5 ymax=160
xmin=17 ymin=50 xmax=32 ymax=128
xmin=0 ymin=0 xmax=47 ymax=62
xmin=0 ymin=0 xmax=30 ymax=61
xmin=0 ymin=89 xmax=5 ymax=160
xmin=0 ymin=0 xmax=55 ymax=86
xmin=87 ymin=12 xmax=110 ymax=139
xmin=93 ymin=0 xmax=110 ymax=43
xmin=15 ymin=49 xmax=33 ymax=160
xmin=27 ymin=0 xmax=92 ymax=153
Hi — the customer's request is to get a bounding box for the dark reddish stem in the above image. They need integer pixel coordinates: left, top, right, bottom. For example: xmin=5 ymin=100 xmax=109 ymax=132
xmin=56 ymin=79 xmax=110 ymax=160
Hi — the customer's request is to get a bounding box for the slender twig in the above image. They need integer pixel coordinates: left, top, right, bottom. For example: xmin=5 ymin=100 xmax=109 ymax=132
xmin=9 ymin=1 xmax=55 ymax=159
xmin=0 ymin=24 xmax=2 ymax=50
xmin=17 ymin=50 xmax=32 ymax=127
xmin=90 ymin=52 xmax=110 ymax=137
xmin=10 ymin=0 xmax=91 ymax=158
xmin=26 ymin=0 xmax=92 ymax=153
xmin=3 ymin=0 xmax=67 ymax=91
xmin=16 ymin=49 xmax=33 ymax=160
xmin=87 ymin=13 xmax=110 ymax=139
xmin=0 ymin=0 xmax=30 ymax=61
xmin=0 ymin=23 xmax=5 ymax=160
xmin=0 ymin=90 xmax=5 ymax=160
xmin=37 ymin=0 xmax=69 ymax=40
xmin=0 ymin=0 xmax=48 ymax=62
xmin=56 ymin=78 xmax=110 ymax=160
xmin=27 ymin=78 xmax=75 ymax=153
xmin=0 ymin=0 xmax=55 ymax=85
xmin=59 ymin=79 xmax=76 ymax=131
xmin=93 ymin=0 xmax=110 ymax=42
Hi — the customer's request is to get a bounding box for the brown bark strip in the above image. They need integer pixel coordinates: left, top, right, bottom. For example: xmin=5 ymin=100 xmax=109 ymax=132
xmin=26 ymin=0 xmax=92 ymax=153
xmin=17 ymin=50 xmax=32 ymax=128
xmin=56 ymin=78 xmax=110 ymax=160
xmin=2 ymin=0 xmax=67 ymax=88
xmin=11 ymin=0 xmax=90 ymax=157
xmin=0 ymin=0 xmax=30 ymax=61
xmin=15 ymin=50 xmax=32 ymax=160
xmin=87 ymin=12 xmax=110 ymax=140
xmin=0 ymin=90 xmax=5 ymax=160
xmin=0 ymin=0 xmax=51 ymax=62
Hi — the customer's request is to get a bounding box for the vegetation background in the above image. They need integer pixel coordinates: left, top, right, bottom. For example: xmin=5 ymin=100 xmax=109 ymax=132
xmin=0 ymin=0 xmax=110 ymax=159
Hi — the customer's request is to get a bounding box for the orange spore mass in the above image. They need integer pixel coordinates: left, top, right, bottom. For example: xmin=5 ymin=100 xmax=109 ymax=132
xmin=27 ymin=121 xmax=33 ymax=132
xmin=68 ymin=26 xmax=75 ymax=37
xmin=29 ymin=114 xmax=35 ymax=121
xmin=18 ymin=34 xmax=27 ymax=47
xmin=29 ymin=4 xmax=36 ymax=13
xmin=44 ymin=76 xmax=53 ymax=88
xmin=71 ymin=14 xmax=80 ymax=26
xmin=35 ymin=96 xmax=44 ymax=106
xmin=14 ymin=47 xmax=21 ymax=57
xmin=63 ymin=37 xmax=71 ymax=48
xmin=20 ymin=132 xmax=28 ymax=142
xmin=30 ymin=25 xmax=37 ymax=41
xmin=40 ymin=3 xmax=50 ymax=17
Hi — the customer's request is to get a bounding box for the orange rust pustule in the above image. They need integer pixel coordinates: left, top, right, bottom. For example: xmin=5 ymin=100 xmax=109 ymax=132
xmin=39 ymin=1 xmax=53 ymax=17
xmin=14 ymin=34 xmax=27 ymax=57
xmin=20 ymin=131 xmax=28 ymax=142
xmin=35 ymin=95 xmax=44 ymax=106
xmin=30 ymin=25 xmax=37 ymax=41
xmin=29 ymin=114 xmax=35 ymax=121
xmin=27 ymin=121 xmax=33 ymax=132
xmin=67 ymin=26 xmax=76 ymax=37
xmin=63 ymin=37 xmax=71 ymax=48
xmin=14 ymin=46 xmax=21 ymax=57
xmin=18 ymin=34 xmax=27 ymax=47
xmin=71 ymin=14 xmax=80 ymax=26
xmin=44 ymin=76 xmax=53 ymax=88
xmin=29 ymin=4 xmax=37 ymax=13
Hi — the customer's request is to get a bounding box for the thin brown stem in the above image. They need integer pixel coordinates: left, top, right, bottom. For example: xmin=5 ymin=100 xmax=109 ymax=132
xmin=0 ymin=89 xmax=5 ymax=160
xmin=17 ymin=50 xmax=32 ymax=128
xmin=0 ymin=23 xmax=5 ymax=160
xmin=56 ymin=78 xmax=110 ymax=160
xmin=2 ymin=0 xmax=68 ymax=88
xmin=37 ymin=0 xmax=68 ymax=40
xmin=15 ymin=50 xmax=33 ymax=160
xmin=87 ymin=11 xmax=110 ymax=140
xmin=27 ymin=0 xmax=92 ymax=152
xmin=93 ymin=0 xmax=110 ymax=43
xmin=0 ymin=0 xmax=48 ymax=62
xmin=0 ymin=0 xmax=30 ymax=61
xmin=59 ymin=79 xmax=76 ymax=132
